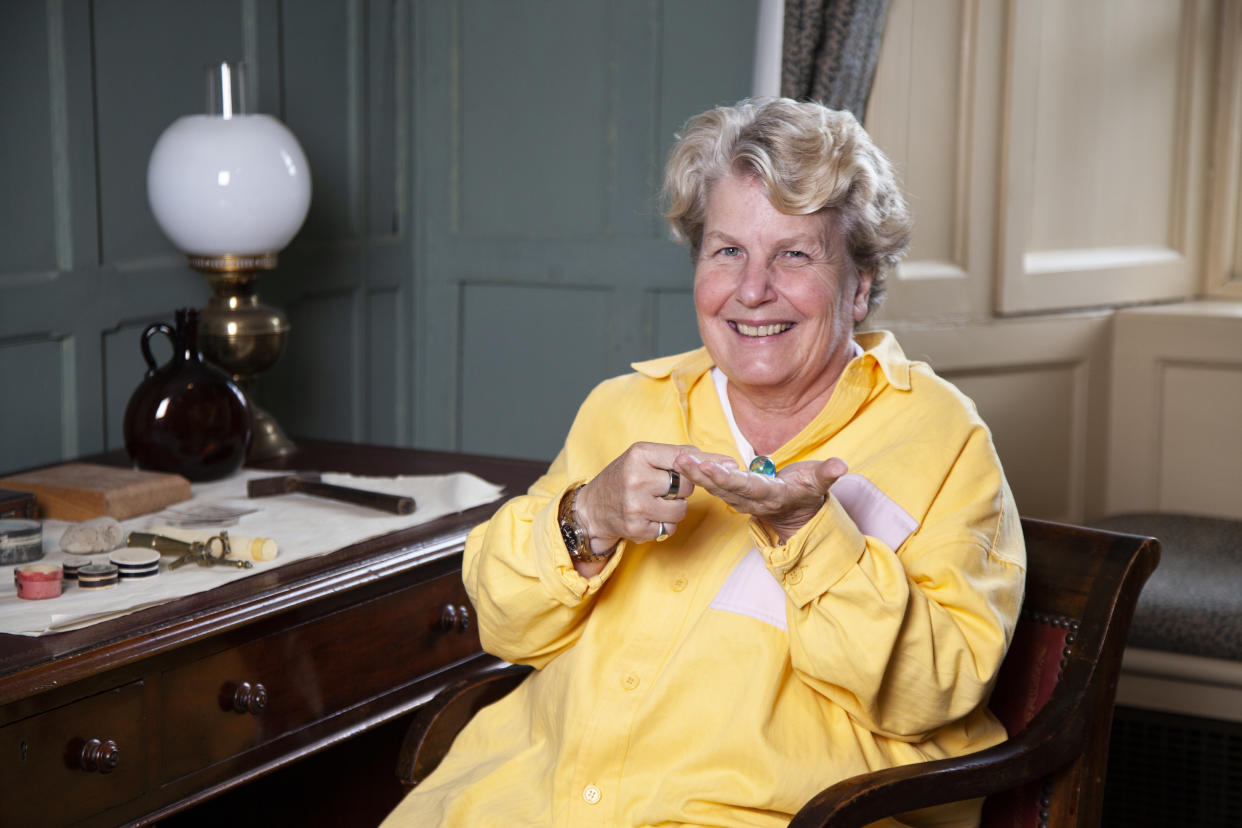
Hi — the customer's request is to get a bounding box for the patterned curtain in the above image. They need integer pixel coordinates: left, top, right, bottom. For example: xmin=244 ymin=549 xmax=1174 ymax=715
xmin=780 ymin=0 xmax=891 ymax=123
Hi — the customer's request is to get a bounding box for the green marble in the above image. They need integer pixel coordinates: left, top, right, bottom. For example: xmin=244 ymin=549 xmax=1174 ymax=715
xmin=749 ymin=456 xmax=776 ymax=476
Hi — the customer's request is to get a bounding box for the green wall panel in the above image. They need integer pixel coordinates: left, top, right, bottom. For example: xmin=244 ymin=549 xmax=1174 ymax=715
xmin=265 ymin=289 xmax=360 ymax=442
xmin=653 ymin=287 xmax=701 ymax=358
xmin=457 ymin=1 xmax=611 ymax=239
xmin=0 ymin=0 xmax=57 ymax=274
xmin=459 ymin=281 xmax=614 ymax=461
xmin=0 ymin=0 xmax=757 ymax=472
xmin=0 ymin=338 xmax=72 ymax=471
xmin=368 ymin=287 xmax=405 ymax=444
xmin=93 ymin=0 xmax=249 ymax=265
xmin=414 ymin=0 xmax=757 ymax=455
xmin=284 ymin=0 xmax=358 ymax=242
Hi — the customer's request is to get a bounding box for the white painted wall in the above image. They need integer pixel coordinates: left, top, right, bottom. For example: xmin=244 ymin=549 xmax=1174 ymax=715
xmin=858 ymin=0 xmax=1241 ymax=524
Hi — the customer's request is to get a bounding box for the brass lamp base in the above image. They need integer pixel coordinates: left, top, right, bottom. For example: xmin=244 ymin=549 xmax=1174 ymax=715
xmin=190 ymin=254 xmax=296 ymax=462
xmin=247 ymin=402 xmax=297 ymax=461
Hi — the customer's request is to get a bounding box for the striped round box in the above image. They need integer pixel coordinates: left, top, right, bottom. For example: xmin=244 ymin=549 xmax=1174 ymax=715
xmin=108 ymin=548 xmax=160 ymax=580
xmin=77 ymin=562 xmax=120 ymax=590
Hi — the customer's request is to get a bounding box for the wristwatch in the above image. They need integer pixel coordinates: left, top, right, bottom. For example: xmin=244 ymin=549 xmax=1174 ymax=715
xmin=558 ymin=483 xmax=613 ymax=563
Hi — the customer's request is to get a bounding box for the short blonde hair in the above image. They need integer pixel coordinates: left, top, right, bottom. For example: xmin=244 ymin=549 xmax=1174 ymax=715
xmin=663 ymin=97 xmax=911 ymax=314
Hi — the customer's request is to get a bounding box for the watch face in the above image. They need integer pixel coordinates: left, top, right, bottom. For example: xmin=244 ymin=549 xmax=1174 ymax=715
xmin=560 ymin=521 xmax=583 ymax=553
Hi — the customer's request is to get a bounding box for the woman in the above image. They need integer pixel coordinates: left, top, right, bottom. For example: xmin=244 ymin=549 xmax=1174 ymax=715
xmin=384 ymin=98 xmax=1026 ymax=828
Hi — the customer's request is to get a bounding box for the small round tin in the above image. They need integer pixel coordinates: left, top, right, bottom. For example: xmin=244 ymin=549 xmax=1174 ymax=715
xmin=78 ymin=562 xmax=120 ymax=590
xmin=0 ymin=519 xmax=43 ymax=566
xmin=109 ymin=548 xmax=160 ymax=580
xmin=15 ymin=563 xmax=63 ymax=600
xmin=109 ymin=548 xmax=160 ymax=569
xmin=62 ymin=560 xmax=82 ymax=581
xmin=119 ymin=566 xmax=159 ymax=580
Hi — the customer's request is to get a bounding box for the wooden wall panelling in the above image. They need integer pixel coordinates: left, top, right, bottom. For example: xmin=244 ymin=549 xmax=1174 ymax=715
xmin=656 ymin=0 xmax=764 ymax=210
xmin=369 ymin=285 xmax=405 ymax=445
xmin=651 ymin=287 xmax=701 ymax=359
xmin=1159 ymin=363 xmax=1242 ymax=516
xmin=413 ymin=0 xmax=756 ymax=458
xmin=260 ymin=0 xmax=411 ymax=447
xmin=58 ymin=3 xmax=104 ymax=275
xmin=866 ymin=0 xmax=980 ymax=323
xmin=282 ymin=0 xmax=360 ymax=242
xmin=454 ymin=4 xmax=612 ymax=240
xmin=93 ymin=0 xmax=250 ymax=266
xmin=0 ymin=1 xmax=74 ymax=468
xmin=891 ymin=313 xmax=1111 ymax=524
xmin=2 ymin=0 xmax=58 ymax=274
xmin=996 ymin=0 xmax=1209 ymax=314
xmin=952 ymin=362 xmax=1082 ymax=521
xmin=1 ymin=1 xmax=212 ymax=469
xmin=91 ymin=0 xmax=277 ymax=454
xmin=409 ymin=0 xmax=457 ymax=453
xmin=0 ymin=337 xmax=73 ymax=471
xmin=639 ymin=0 xmax=763 ymax=360
xmin=360 ymin=240 xmax=412 ymax=448
xmin=265 ymin=288 xmax=363 ymax=442
xmin=459 ymin=281 xmax=614 ymax=461
xmin=1205 ymin=0 xmax=1242 ymax=297
xmin=1107 ymin=303 xmax=1242 ymax=519
xmin=366 ymin=0 xmax=409 ymax=240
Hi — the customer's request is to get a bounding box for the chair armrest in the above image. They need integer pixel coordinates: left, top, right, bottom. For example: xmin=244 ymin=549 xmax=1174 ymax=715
xmin=396 ymin=664 xmax=533 ymax=788
xmin=789 ymin=688 xmax=1089 ymax=828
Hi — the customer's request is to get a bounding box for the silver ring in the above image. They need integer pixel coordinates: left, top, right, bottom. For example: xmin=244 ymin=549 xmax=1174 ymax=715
xmin=655 ymin=522 xmax=670 ymax=542
xmin=663 ymin=469 xmax=681 ymax=500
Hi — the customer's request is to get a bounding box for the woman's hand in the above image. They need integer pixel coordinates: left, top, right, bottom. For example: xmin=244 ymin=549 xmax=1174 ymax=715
xmin=673 ymin=453 xmax=848 ymax=543
xmin=575 ymin=442 xmax=734 ymax=553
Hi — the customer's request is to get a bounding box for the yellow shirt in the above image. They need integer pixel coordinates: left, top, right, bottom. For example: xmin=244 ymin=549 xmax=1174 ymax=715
xmin=384 ymin=331 xmax=1026 ymax=827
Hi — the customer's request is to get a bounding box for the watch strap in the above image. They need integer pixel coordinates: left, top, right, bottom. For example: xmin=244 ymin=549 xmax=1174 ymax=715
xmin=558 ymin=483 xmax=614 ymax=563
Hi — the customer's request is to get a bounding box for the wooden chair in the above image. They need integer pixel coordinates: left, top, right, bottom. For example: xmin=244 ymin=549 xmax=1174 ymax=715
xmin=397 ymin=518 xmax=1160 ymax=827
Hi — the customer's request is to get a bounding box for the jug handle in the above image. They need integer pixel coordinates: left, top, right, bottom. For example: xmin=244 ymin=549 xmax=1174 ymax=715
xmin=140 ymin=322 xmax=176 ymax=373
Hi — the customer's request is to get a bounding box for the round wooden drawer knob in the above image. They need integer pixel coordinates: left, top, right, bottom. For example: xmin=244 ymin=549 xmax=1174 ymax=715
xmin=230 ymin=681 xmax=268 ymax=714
xmin=78 ymin=737 xmax=120 ymax=773
xmin=439 ymin=604 xmax=471 ymax=633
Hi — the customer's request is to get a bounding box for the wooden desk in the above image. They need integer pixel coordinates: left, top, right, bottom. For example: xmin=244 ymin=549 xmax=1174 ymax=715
xmin=0 ymin=441 xmax=543 ymax=827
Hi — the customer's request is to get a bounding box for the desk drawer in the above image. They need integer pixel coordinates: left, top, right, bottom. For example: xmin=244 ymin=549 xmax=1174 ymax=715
xmin=160 ymin=571 xmax=480 ymax=781
xmin=0 ymin=682 xmax=146 ymax=827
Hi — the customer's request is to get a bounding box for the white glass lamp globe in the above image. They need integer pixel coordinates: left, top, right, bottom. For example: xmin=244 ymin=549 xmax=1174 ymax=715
xmin=147 ymin=113 xmax=311 ymax=257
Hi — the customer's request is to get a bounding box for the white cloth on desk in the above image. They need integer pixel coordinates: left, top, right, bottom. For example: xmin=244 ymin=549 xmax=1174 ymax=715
xmin=0 ymin=468 xmax=505 ymax=636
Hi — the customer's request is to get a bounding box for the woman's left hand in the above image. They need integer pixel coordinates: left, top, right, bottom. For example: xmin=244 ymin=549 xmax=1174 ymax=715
xmin=673 ymin=452 xmax=848 ymax=543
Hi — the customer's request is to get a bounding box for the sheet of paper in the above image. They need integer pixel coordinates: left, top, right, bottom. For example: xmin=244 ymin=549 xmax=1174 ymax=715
xmin=0 ymin=469 xmax=505 ymax=637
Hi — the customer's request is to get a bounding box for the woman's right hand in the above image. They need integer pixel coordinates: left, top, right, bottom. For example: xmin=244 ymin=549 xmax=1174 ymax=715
xmin=574 ymin=442 xmax=732 ymax=554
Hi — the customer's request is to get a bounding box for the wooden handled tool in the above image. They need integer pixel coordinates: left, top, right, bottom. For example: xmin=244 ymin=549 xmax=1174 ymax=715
xmin=246 ymin=472 xmax=416 ymax=515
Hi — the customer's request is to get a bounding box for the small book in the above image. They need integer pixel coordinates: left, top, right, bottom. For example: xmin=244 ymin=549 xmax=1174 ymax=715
xmin=0 ymin=487 xmax=38 ymax=520
xmin=0 ymin=463 xmax=192 ymax=521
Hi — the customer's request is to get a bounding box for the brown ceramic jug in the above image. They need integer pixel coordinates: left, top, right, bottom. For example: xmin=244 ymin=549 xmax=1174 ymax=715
xmin=123 ymin=308 xmax=253 ymax=481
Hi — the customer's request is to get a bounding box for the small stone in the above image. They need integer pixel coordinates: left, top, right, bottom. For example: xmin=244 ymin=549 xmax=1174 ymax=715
xmin=60 ymin=517 xmax=125 ymax=554
xmin=749 ymin=455 xmax=776 ymax=476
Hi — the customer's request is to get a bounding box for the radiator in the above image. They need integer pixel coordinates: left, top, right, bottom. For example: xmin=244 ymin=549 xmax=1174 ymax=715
xmin=1103 ymin=705 xmax=1242 ymax=826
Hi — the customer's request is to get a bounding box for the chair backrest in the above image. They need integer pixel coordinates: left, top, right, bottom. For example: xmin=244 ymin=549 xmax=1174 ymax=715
xmin=980 ymin=518 xmax=1160 ymax=828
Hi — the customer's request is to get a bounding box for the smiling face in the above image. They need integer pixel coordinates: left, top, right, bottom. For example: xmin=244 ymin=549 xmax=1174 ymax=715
xmin=694 ymin=173 xmax=872 ymax=411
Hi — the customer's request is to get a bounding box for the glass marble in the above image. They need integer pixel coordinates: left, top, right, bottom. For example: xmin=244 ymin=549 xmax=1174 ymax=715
xmin=749 ymin=455 xmax=776 ymax=476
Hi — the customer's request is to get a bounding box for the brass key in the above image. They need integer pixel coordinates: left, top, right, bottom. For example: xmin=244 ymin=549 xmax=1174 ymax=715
xmin=127 ymin=531 xmax=253 ymax=570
